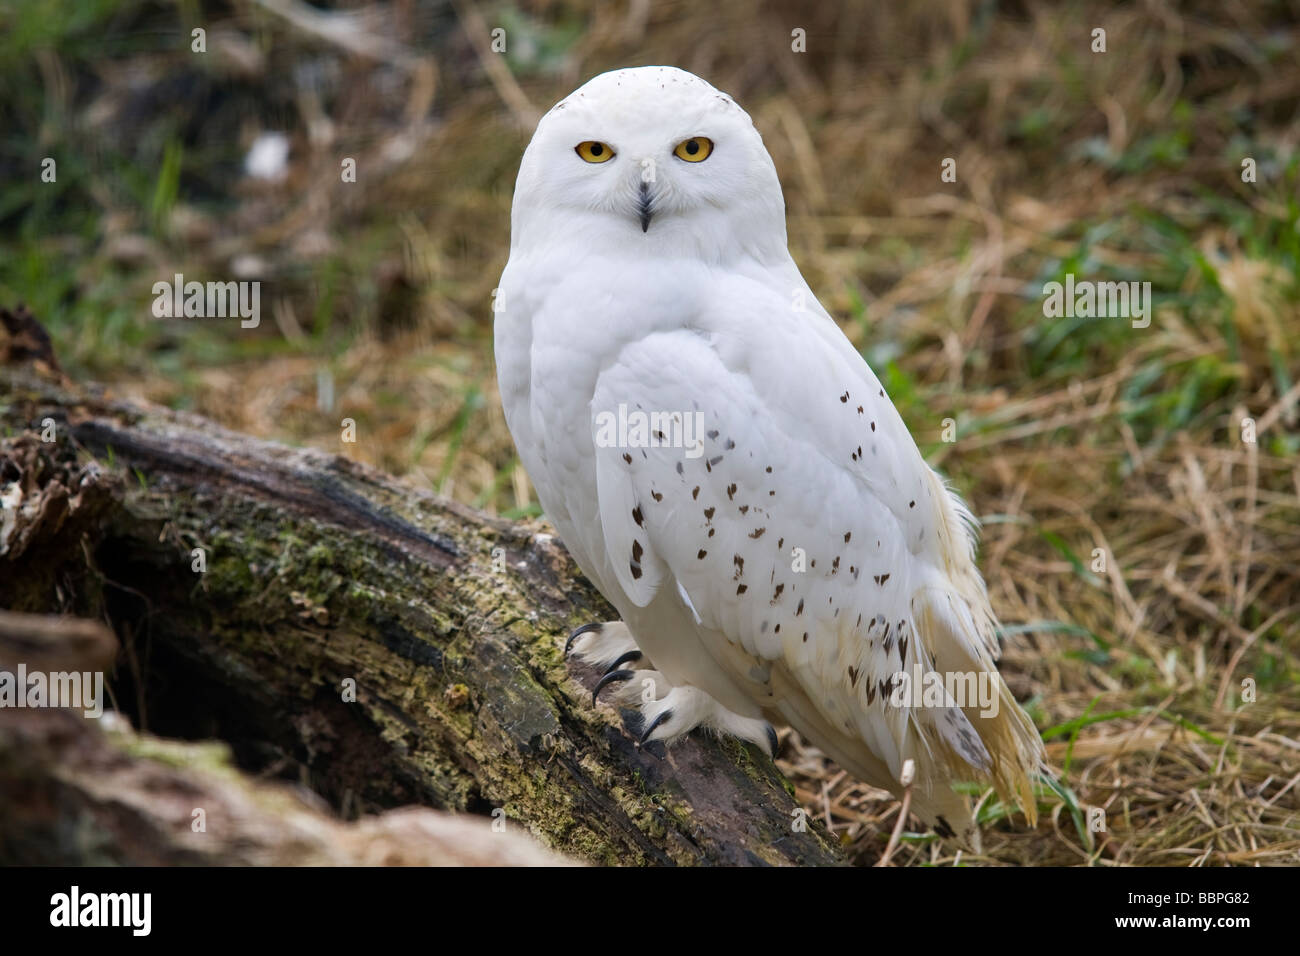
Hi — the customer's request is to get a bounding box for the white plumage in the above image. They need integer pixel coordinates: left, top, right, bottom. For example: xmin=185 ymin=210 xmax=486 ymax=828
xmin=494 ymin=66 xmax=1043 ymax=840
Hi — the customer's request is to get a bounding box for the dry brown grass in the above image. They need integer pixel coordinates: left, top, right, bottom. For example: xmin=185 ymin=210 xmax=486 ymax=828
xmin=49 ymin=0 xmax=1300 ymax=864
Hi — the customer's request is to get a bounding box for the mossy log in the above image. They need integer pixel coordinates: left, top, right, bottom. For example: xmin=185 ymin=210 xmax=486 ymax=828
xmin=0 ymin=365 xmax=843 ymax=866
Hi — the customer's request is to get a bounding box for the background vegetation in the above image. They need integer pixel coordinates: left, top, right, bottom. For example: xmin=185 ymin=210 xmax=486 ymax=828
xmin=2 ymin=0 xmax=1298 ymax=865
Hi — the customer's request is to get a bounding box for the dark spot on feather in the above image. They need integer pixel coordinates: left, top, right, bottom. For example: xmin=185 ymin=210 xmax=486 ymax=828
xmin=796 ymin=599 xmax=804 ymax=615
xmin=772 ymin=583 xmax=784 ymax=602
xmin=704 ymin=506 xmax=715 ymax=520
xmin=622 ymin=453 xmax=632 ymax=464
xmin=692 ymin=486 xmax=700 ymax=499
xmin=697 ymin=549 xmax=707 ymax=559
xmin=651 ymin=490 xmax=663 ymax=502
xmin=632 ymin=506 xmax=644 ymax=526
xmin=727 ymin=483 xmax=737 ymax=499
xmin=749 ymin=527 xmax=766 ymax=539
xmin=840 ymin=392 xmax=849 ymax=403
xmin=632 ymin=540 xmax=643 ymax=562
xmin=737 ymin=584 xmax=748 ymax=595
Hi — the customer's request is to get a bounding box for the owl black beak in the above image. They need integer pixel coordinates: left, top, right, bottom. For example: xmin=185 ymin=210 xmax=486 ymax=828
xmin=637 ymin=181 xmax=654 ymax=233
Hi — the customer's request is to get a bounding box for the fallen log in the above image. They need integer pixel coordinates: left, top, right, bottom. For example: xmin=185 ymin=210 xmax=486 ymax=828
xmin=0 ymin=362 xmax=842 ymax=866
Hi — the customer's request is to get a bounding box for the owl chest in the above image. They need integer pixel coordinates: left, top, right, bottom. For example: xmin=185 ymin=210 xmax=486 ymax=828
xmin=495 ymin=320 xmax=603 ymax=531
xmin=523 ymin=337 xmax=608 ymax=508
xmin=499 ymin=255 xmax=704 ymax=510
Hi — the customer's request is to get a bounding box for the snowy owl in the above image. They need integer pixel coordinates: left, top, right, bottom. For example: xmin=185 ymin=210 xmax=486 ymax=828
xmin=494 ymin=66 xmax=1043 ymax=841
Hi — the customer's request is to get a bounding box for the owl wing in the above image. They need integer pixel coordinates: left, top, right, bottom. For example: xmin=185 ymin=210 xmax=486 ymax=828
xmin=590 ymin=290 xmax=1041 ymax=825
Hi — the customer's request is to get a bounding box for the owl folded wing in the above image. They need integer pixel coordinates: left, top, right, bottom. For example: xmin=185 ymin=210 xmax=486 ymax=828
xmin=588 ymin=318 xmax=1041 ymax=823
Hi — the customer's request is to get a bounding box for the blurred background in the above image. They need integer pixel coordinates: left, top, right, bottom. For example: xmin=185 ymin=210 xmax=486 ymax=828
xmin=3 ymin=0 xmax=1298 ymax=864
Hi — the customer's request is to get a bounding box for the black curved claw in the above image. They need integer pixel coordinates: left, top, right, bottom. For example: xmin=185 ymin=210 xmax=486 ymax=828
xmin=639 ymin=708 xmax=673 ymax=744
xmin=765 ymin=723 xmax=780 ymax=759
xmin=603 ymin=650 xmax=643 ymax=675
xmin=592 ymin=669 xmax=634 ymax=705
xmin=933 ymin=815 xmax=957 ymax=840
xmin=565 ymin=622 xmax=602 ymax=656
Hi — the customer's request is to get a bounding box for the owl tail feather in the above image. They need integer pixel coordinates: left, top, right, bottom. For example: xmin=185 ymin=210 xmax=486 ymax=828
xmin=913 ymin=584 xmax=1045 ymax=831
xmin=770 ymin=667 xmax=982 ymax=847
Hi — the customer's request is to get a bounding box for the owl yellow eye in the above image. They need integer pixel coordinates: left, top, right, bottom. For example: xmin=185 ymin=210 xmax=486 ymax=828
xmin=575 ymin=141 xmax=615 ymax=163
xmin=673 ymin=137 xmax=713 ymax=162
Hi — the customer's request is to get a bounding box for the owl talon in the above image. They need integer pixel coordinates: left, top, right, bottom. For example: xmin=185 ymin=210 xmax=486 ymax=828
xmin=765 ymin=723 xmax=779 ymax=758
xmin=565 ymin=622 xmax=602 ymax=656
xmin=592 ymin=668 xmax=635 ymax=704
xmin=604 ymin=650 xmax=643 ymax=674
xmin=639 ymin=709 xmax=673 ymax=743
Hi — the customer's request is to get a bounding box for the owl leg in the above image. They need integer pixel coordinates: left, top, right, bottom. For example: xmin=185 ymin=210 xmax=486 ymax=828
xmin=565 ymin=621 xmax=667 ymax=707
xmin=565 ymin=621 xmax=650 ymax=668
xmin=637 ymin=684 xmax=779 ymax=758
xmin=564 ymin=623 xmax=777 ymax=757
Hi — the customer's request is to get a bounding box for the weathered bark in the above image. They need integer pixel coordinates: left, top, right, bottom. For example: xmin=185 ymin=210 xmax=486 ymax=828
xmin=0 ymin=365 xmax=842 ymax=866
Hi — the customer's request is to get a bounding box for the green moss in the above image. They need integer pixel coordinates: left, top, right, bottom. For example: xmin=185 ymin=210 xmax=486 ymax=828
xmin=111 ymin=727 xmax=236 ymax=776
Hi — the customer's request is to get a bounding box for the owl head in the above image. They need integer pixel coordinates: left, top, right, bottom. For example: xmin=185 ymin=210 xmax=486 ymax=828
xmin=511 ymin=66 xmax=787 ymax=261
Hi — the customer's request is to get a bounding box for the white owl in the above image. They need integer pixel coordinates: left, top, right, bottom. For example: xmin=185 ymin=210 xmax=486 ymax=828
xmin=494 ymin=66 xmax=1043 ymax=841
